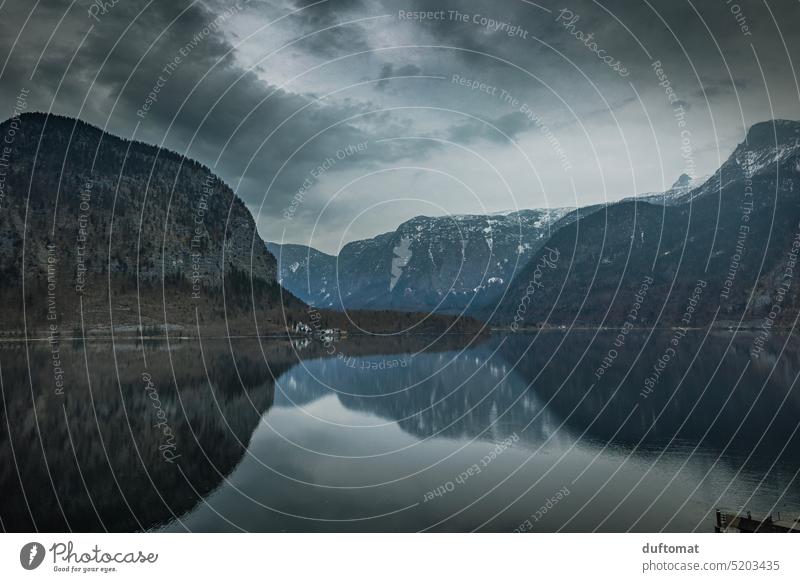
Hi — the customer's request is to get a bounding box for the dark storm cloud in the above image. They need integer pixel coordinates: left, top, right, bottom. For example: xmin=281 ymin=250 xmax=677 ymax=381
xmin=447 ymin=111 xmax=531 ymax=144
xmin=385 ymin=0 xmax=798 ymax=104
xmin=692 ymin=77 xmax=750 ymax=100
xmin=375 ymin=63 xmax=394 ymax=91
xmin=290 ymin=0 xmax=365 ymax=20
xmin=0 ymin=0 xmax=798 ymax=250
xmin=283 ymin=0 xmax=376 ymax=57
xmin=375 ymin=62 xmax=422 ymax=91
xmin=0 ymin=0 xmax=440 ymax=219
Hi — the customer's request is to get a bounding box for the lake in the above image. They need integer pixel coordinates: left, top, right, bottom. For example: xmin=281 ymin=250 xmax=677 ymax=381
xmin=1 ymin=330 xmax=798 ymax=532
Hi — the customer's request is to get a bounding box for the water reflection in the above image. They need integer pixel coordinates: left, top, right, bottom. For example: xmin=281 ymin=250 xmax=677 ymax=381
xmin=1 ymin=330 xmax=799 ymax=532
xmin=0 ymin=339 xmax=291 ymax=531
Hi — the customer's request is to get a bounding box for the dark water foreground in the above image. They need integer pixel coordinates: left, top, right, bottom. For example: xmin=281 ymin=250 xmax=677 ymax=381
xmin=1 ymin=330 xmax=798 ymax=532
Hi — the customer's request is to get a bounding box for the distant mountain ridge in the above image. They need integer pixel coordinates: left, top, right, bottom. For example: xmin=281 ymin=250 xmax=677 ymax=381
xmin=269 ymin=207 xmax=573 ymax=314
xmin=490 ymin=119 xmax=800 ymax=327
xmin=626 ymin=173 xmax=711 ymax=205
xmin=673 ymin=118 xmax=800 ymax=205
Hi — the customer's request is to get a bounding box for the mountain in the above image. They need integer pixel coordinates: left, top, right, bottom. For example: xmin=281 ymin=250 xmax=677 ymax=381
xmin=0 ymin=113 xmax=483 ymax=337
xmin=269 ymin=207 xmax=573 ymax=314
xmin=673 ymin=119 xmax=800 ymax=205
xmin=491 ymin=119 xmax=800 ymax=328
xmin=266 ymin=242 xmax=338 ymax=307
xmin=0 ymin=112 xmax=289 ymax=334
xmin=0 ymin=112 xmax=276 ymax=284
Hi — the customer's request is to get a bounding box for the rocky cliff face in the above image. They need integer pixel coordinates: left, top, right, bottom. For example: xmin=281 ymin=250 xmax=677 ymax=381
xmin=0 ymin=112 xmax=276 ymax=289
xmin=269 ymin=208 xmax=572 ymax=314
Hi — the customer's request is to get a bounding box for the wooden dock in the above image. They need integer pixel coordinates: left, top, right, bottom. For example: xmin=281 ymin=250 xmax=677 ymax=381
xmin=715 ymin=509 xmax=800 ymax=533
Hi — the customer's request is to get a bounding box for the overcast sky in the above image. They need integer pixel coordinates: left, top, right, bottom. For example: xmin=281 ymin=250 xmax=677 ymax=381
xmin=2 ymin=0 xmax=799 ymax=253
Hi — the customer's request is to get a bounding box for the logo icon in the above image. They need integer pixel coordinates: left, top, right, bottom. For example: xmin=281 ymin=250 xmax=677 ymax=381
xmin=20 ymin=542 xmax=45 ymax=570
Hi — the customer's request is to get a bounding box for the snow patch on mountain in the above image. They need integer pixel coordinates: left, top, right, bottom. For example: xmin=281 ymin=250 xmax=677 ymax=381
xmin=390 ymin=236 xmax=413 ymax=291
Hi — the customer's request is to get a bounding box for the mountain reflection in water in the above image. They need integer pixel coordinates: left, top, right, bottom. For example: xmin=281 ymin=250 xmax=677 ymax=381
xmin=1 ymin=331 xmax=798 ymax=532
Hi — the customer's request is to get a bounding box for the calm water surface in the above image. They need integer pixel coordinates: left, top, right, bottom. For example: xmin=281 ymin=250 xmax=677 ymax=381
xmin=2 ymin=331 xmax=799 ymax=532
